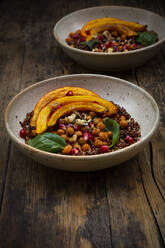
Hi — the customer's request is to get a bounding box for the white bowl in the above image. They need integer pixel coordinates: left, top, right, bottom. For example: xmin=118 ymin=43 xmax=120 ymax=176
xmin=5 ymin=74 xmax=159 ymax=171
xmin=54 ymin=6 xmax=165 ymax=71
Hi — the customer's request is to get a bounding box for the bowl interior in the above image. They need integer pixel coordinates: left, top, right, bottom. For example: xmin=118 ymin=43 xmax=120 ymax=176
xmin=6 ymin=74 xmax=158 ymax=145
xmin=55 ymin=6 xmax=165 ymax=45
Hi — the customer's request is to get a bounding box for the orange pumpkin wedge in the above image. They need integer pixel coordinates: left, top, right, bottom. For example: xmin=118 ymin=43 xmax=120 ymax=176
xmin=48 ymin=102 xmax=106 ymax=126
xmin=81 ymin=17 xmax=146 ymax=38
xmin=36 ymin=95 xmax=117 ymax=133
xmin=30 ymin=87 xmax=99 ymax=127
xmin=85 ymin=24 xmax=138 ymax=40
xmin=36 ymin=102 xmax=106 ymax=134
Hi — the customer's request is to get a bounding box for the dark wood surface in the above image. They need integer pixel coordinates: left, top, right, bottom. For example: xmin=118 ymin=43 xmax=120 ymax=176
xmin=0 ymin=0 xmax=165 ymax=247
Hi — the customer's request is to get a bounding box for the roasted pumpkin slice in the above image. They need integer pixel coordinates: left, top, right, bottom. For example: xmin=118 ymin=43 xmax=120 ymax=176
xmin=30 ymin=87 xmax=99 ymax=127
xmin=81 ymin=17 xmax=146 ymax=37
xmin=36 ymin=102 xmax=106 ymax=134
xmin=35 ymin=96 xmax=117 ymax=134
xmin=85 ymin=24 xmax=138 ymax=40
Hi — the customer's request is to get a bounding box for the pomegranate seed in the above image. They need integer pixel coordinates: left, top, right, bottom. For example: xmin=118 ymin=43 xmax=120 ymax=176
xmin=83 ymin=130 xmax=93 ymax=141
xmin=131 ymin=43 xmax=137 ymax=48
xmin=113 ymin=46 xmax=119 ymax=52
xmin=74 ymin=125 xmax=80 ymax=131
xmin=100 ymin=145 xmax=109 ymax=153
xmin=89 ymin=122 xmax=94 ymax=128
xmin=88 ymin=133 xmax=94 ymax=141
xmin=56 ymin=105 xmax=62 ymax=110
xmin=72 ymin=34 xmax=79 ymax=39
xmin=106 ymin=41 xmax=113 ymax=49
xmin=123 ymin=44 xmax=128 ymax=50
xmin=85 ymin=29 xmax=90 ymax=35
xmin=58 ymin=123 xmax=66 ymax=130
xmin=83 ymin=131 xmax=89 ymax=141
xmin=71 ymin=147 xmax=79 ymax=155
xmin=80 ymin=36 xmax=86 ymax=42
xmin=98 ymin=35 xmax=104 ymax=41
xmin=66 ymin=90 xmax=73 ymax=96
xmin=20 ymin=129 xmax=26 ymax=139
xmin=66 ymin=124 xmax=72 ymax=128
xmin=99 ymin=43 xmax=104 ymax=49
xmin=125 ymin=135 xmax=134 ymax=144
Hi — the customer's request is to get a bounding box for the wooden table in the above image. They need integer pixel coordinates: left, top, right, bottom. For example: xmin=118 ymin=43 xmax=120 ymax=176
xmin=0 ymin=0 xmax=165 ymax=247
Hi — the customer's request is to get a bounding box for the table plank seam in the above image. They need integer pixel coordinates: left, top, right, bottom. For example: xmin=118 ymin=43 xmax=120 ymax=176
xmin=135 ymin=63 xmax=165 ymax=202
xmin=137 ymin=162 xmax=165 ymax=247
xmin=149 ymin=142 xmax=165 ymax=201
xmin=135 ymin=67 xmax=165 ymax=246
xmin=104 ymin=179 xmax=113 ymax=248
xmin=0 ymin=140 xmax=11 ymax=215
xmin=0 ymin=42 xmax=26 ymax=215
xmin=18 ymin=43 xmax=26 ymax=92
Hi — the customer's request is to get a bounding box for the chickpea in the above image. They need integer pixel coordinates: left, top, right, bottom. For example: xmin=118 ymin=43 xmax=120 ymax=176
xmin=94 ymin=136 xmax=99 ymax=141
xmin=62 ymin=145 xmax=72 ymax=155
xmin=120 ymin=115 xmax=128 ymax=128
xmin=65 ymin=37 xmax=72 ymax=43
xmin=82 ymin=144 xmax=91 ymax=151
xmin=94 ymin=139 xmax=103 ymax=147
xmin=69 ymin=134 xmax=77 ymax=143
xmin=107 ymin=131 xmax=112 ymax=138
xmin=92 ymin=128 xmax=100 ymax=136
xmin=93 ymin=118 xmax=101 ymax=125
xmin=75 ymin=29 xmax=81 ymax=34
xmin=66 ymin=126 xmax=74 ymax=136
xmin=121 ymin=34 xmax=126 ymax=40
xmin=120 ymin=115 xmax=126 ymax=120
xmin=56 ymin=129 xmax=65 ymax=135
xmin=96 ymin=122 xmax=105 ymax=131
xmin=86 ymin=115 xmax=92 ymax=121
xmin=60 ymin=134 xmax=69 ymax=142
xmin=120 ymin=120 xmax=128 ymax=128
xmin=89 ymin=111 xmax=96 ymax=118
xmin=99 ymin=132 xmax=109 ymax=141
xmin=73 ymin=143 xmax=81 ymax=151
xmin=75 ymin=131 xmax=82 ymax=137
xmin=111 ymin=31 xmax=118 ymax=37
xmin=69 ymin=32 xmax=75 ymax=38
xmin=78 ymin=137 xmax=85 ymax=145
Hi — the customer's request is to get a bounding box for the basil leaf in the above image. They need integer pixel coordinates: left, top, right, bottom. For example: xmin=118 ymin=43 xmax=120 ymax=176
xmin=136 ymin=31 xmax=158 ymax=47
xmin=104 ymin=118 xmax=120 ymax=148
xmin=27 ymin=132 xmax=66 ymax=153
xmin=81 ymin=39 xmax=99 ymax=50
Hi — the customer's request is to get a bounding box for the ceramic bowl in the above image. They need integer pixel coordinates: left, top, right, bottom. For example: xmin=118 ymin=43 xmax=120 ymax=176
xmin=54 ymin=6 xmax=165 ymax=71
xmin=5 ymin=74 xmax=159 ymax=172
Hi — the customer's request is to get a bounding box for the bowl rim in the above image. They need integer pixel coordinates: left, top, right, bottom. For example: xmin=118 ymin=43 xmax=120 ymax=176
xmin=53 ymin=5 xmax=165 ymax=56
xmin=5 ymin=73 xmax=160 ymax=161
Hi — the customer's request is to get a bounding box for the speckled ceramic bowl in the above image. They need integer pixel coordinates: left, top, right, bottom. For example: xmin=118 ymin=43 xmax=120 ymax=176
xmin=54 ymin=6 xmax=165 ymax=71
xmin=5 ymin=74 xmax=159 ymax=171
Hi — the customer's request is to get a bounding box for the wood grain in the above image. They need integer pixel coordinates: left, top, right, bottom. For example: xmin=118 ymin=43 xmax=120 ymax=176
xmin=0 ymin=0 xmax=165 ymax=247
xmin=0 ymin=30 xmax=26 ymax=207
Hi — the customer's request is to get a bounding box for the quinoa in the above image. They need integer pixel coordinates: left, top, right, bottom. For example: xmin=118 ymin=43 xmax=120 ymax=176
xmin=66 ymin=27 xmax=158 ymax=53
xmin=19 ymin=111 xmax=35 ymax=142
xmin=20 ymin=104 xmax=141 ymax=155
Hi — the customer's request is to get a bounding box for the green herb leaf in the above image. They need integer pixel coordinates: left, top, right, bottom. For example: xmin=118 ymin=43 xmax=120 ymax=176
xmin=27 ymin=132 xmax=66 ymax=153
xmin=136 ymin=31 xmax=158 ymax=47
xmin=104 ymin=118 xmax=120 ymax=148
xmin=81 ymin=39 xmax=99 ymax=50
